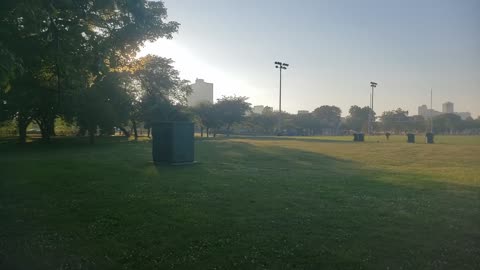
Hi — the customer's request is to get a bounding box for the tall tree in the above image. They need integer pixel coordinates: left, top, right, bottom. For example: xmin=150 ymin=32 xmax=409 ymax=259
xmin=312 ymin=105 xmax=342 ymax=134
xmin=246 ymin=109 xmax=277 ymax=135
xmin=380 ymin=108 xmax=410 ymax=134
xmin=193 ymin=102 xmax=220 ymax=137
xmin=76 ymin=72 xmax=132 ymax=144
xmin=345 ymin=105 xmax=372 ymax=133
xmin=130 ymin=55 xmax=192 ymax=140
xmin=216 ymin=96 xmax=251 ymax=136
xmin=293 ymin=113 xmax=317 ymax=136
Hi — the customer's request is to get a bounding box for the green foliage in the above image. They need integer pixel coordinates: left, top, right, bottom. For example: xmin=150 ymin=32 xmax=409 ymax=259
xmin=380 ymin=108 xmax=410 ymax=133
xmin=311 ymin=105 xmax=342 ymax=134
xmin=76 ymin=72 xmax=132 ymax=137
xmin=193 ymin=102 xmax=221 ymax=137
xmin=345 ymin=105 xmax=372 ymax=132
xmin=378 ymin=108 xmax=431 ymax=134
xmin=433 ymin=113 xmax=463 ymax=134
xmin=292 ymin=113 xmax=317 ymax=135
xmin=131 ymin=55 xmax=192 ymax=128
xmin=215 ymin=96 xmax=251 ymax=134
xmin=0 ymin=119 xmax=16 ymax=136
xmin=0 ymin=0 xmax=180 ymax=142
xmin=248 ymin=110 xmax=278 ymax=135
xmin=0 ymin=42 xmax=22 ymax=88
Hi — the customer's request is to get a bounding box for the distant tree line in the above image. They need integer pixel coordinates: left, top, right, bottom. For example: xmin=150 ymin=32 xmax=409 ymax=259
xmin=378 ymin=108 xmax=480 ymax=135
xmin=193 ymin=96 xmax=251 ymax=137
xmin=192 ymin=104 xmax=480 ymax=137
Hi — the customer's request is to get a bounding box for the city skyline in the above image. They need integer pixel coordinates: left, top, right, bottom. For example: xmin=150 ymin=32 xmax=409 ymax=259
xmin=139 ymin=0 xmax=480 ymax=117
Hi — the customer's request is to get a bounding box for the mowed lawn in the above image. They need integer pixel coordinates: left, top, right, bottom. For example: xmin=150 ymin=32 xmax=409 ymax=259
xmin=1 ymin=136 xmax=479 ymax=269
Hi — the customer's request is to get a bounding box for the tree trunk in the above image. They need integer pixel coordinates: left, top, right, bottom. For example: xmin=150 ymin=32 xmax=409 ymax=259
xmin=206 ymin=127 xmax=209 ymax=138
xmin=88 ymin=125 xmax=95 ymax=144
xmin=35 ymin=119 xmax=51 ymax=143
xmin=48 ymin=116 xmax=56 ymax=137
xmin=132 ymin=120 xmax=138 ymax=141
xmin=200 ymin=126 xmax=204 ymax=137
xmin=17 ymin=115 xmax=30 ymax=144
xmin=147 ymin=127 xmax=151 ymax=138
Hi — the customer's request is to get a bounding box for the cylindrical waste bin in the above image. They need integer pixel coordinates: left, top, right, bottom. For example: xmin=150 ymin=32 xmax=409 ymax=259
xmin=425 ymin=132 xmax=434 ymax=144
xmin=407 ymin=133 xmax=415 ymax=143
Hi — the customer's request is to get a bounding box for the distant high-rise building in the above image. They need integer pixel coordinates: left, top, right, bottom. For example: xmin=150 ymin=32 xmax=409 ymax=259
xmin=297 ymin=110 xmax=309 ymax=115
xmin=252 ymin=105 xmax=265 ymax=114
xmin=418 ymin=105 xmax=428 ymax=116
xmin=442 ymin=102 xmax=454 ymax=114
xmin=187 ymin=79 xmax=213 ymax=107
xmin=417 ymin=104 xmax=442 ymax=119
xmin=417 ymin=101 xmax=472 ymax=120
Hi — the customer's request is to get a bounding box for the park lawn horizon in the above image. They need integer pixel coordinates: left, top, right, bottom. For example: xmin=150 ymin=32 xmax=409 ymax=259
xmin=1 ymin=136 xmax=479 ymax=269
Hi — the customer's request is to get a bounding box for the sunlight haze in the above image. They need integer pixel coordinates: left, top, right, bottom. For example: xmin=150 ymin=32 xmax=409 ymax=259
xmin=141 ymin=0 xmax=480 ymax=117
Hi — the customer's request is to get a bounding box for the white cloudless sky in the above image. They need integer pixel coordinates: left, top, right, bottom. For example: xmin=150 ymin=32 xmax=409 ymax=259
xmin=140 ymin=0 xmax=480 ymax=117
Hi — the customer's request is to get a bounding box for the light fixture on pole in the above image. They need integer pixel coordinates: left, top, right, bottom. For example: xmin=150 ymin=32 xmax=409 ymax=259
xmin=369 ymin=81 xmax=378 ymax=135
xmin=275 ymin=61 xmax=289 ymax=134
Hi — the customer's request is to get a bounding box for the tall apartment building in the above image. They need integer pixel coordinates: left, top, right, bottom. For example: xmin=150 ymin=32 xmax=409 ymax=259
xmin=187 ymin=79 xmax=214 ymax=107
xmin=442 ymin=102 xmax=454 ymax=114
xmin=418 ymin=105 xmax=428 ymax=116
xmin=418 ymin=104 xmax=442 ymax=119
xmin=418 ymin=101 xmax=472 ymax=120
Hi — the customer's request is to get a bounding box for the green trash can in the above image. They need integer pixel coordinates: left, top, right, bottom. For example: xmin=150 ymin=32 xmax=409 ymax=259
xmin=425 ymin=132 xmax=434 ymax=144
xmin=152 ymin=122 xmax=195 ymax=165
xmin=407 ymin=133 xmax=415 ymax=143
xmin=353 ymin=133 xmax=364 ymax=142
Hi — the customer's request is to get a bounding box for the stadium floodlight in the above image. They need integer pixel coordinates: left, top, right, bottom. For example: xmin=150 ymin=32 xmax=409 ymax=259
xmin=274 ymin=61 xmax=290 ymax=134
xmin=369 ymin=81 xmax=378 ymax=135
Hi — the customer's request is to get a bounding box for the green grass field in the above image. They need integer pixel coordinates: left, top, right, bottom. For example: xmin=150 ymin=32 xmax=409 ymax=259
xmin=1 ymin=135 xmax=479 ymax=269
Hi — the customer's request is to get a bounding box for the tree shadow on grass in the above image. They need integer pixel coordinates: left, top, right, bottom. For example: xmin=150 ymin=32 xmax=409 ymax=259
xmin=185 ymin=140 xmax=480 ymax=269
xmin=145 ymin=139 xmax=480 ymax=269
xmin=197 ymin=135 xmax=356 ymax=144
xmin=1 ymin=139 xmax=479 ymax=270
xmin=0 ymin=136 xmax=147 ymax=155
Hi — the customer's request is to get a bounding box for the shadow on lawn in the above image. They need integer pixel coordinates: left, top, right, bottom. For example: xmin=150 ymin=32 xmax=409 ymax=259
xmin=188 ymin=140 xmax=480 ymax=268
xmin=1 ymin=138 xmax=479 ymax=269
xmin=197 ymin=135 xmax=356 ymax=144
xmin=0 ymin=136 xmax=142 ymax=154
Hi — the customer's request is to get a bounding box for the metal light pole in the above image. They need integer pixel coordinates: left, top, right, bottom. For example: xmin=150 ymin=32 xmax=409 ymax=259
xmin=369 ymin=81 xmax=378 ymax=135
xmin=275 ymin=61 xmax=289 ymax=133
xmin=430 ymin=88 xmax=433 ymax=133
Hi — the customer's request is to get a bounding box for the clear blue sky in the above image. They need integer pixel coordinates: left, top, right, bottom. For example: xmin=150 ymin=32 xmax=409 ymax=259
xmin=141 ymin=0 xmax=480 ymax=117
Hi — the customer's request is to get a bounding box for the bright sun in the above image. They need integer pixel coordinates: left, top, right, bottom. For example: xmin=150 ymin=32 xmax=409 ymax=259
xmin=138 ymin=39 xmax=268 ymax=104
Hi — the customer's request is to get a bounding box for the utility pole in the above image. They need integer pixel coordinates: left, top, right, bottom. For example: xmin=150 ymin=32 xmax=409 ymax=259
xmin=275 ymin=61 xmax=289 ymax=134
xmin=369 ymin=81 xmax=378 ymax=135
xmin=430 ymin=88 xmax=433 ymax=133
